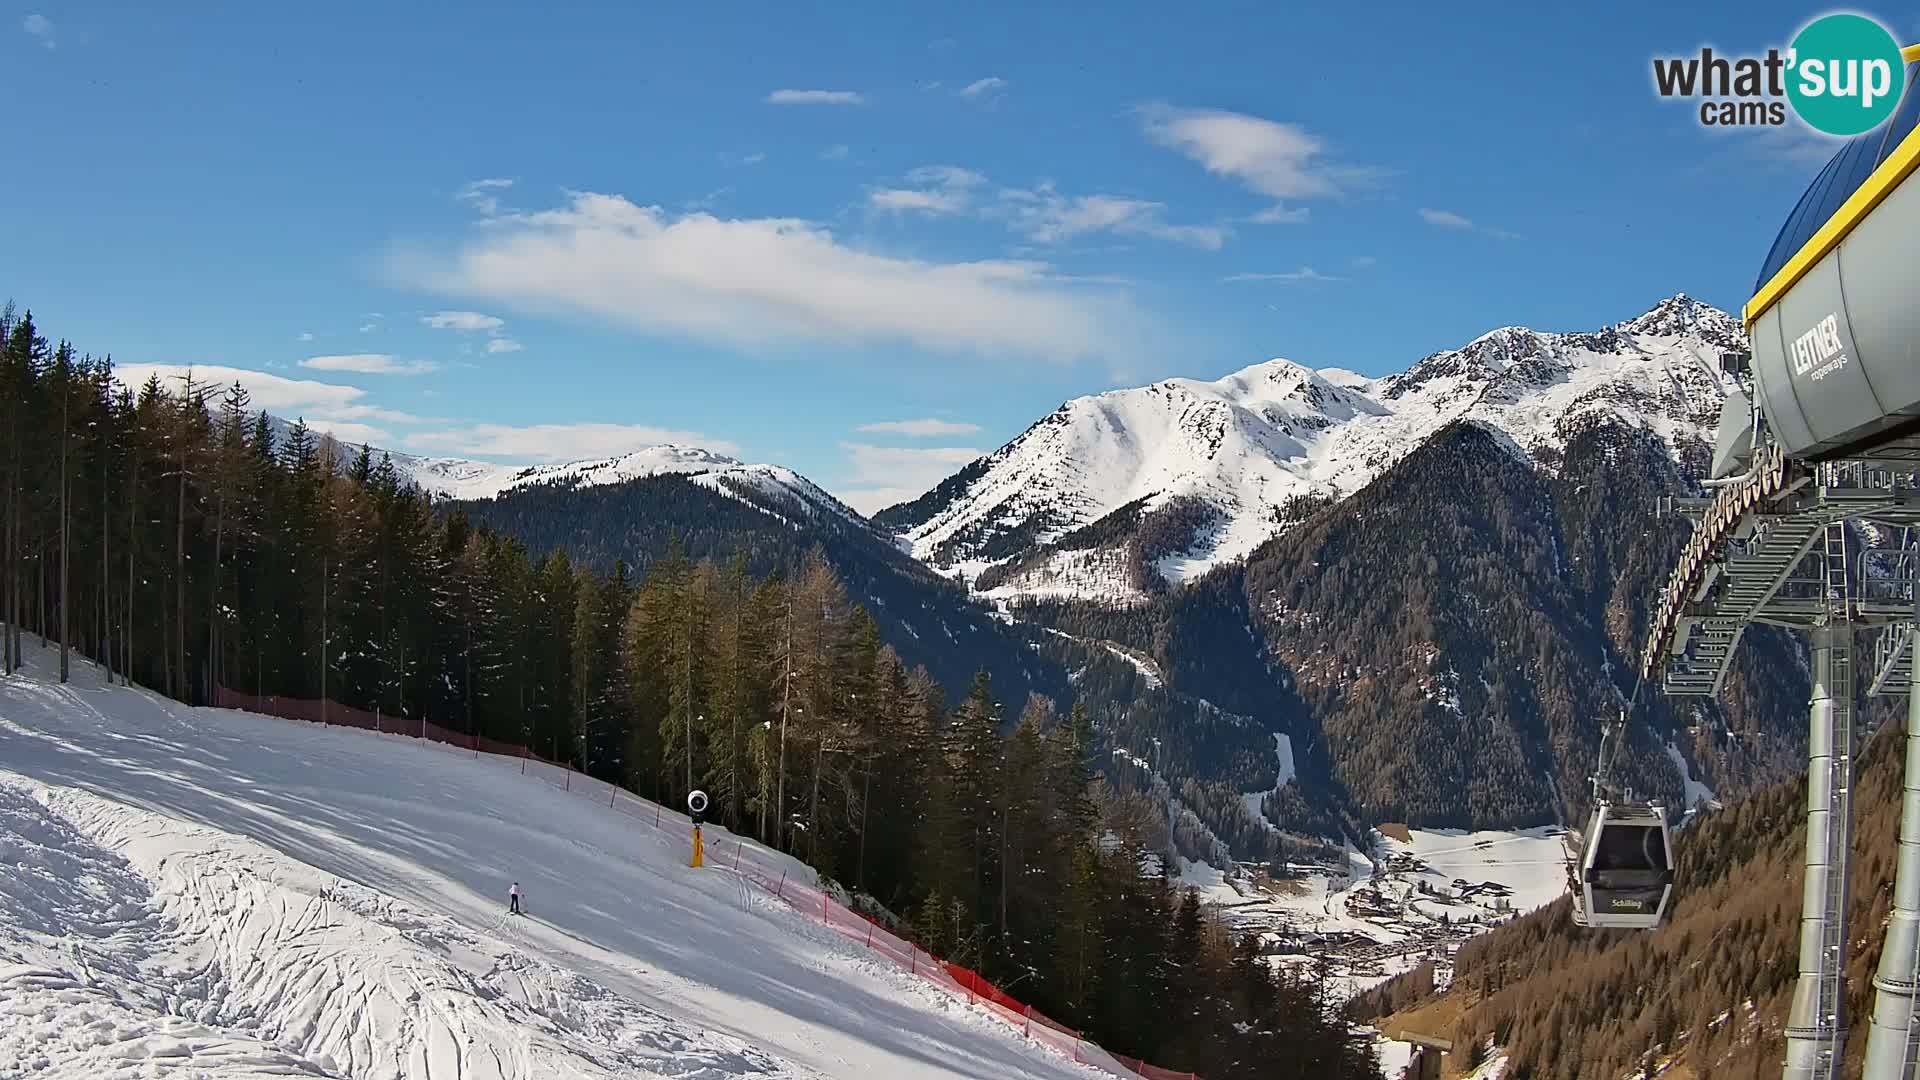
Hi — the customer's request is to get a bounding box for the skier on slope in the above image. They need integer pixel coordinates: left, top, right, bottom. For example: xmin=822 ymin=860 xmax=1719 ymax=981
xmin=509 ymin=881 xmax=521 ymax=915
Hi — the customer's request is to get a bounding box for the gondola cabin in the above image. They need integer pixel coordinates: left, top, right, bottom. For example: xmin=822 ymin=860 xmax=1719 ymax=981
xmin=1571 ymin=801 xmax=1675 ymax=930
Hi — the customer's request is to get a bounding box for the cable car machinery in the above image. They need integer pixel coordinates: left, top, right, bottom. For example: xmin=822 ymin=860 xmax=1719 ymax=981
xmin=1627 ymin=42 xmax=1920 ymax=1080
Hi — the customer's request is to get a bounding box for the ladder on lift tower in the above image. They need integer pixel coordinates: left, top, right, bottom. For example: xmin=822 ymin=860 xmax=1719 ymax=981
xmin=1814 ymin=518 xmax=1855 ymax=1078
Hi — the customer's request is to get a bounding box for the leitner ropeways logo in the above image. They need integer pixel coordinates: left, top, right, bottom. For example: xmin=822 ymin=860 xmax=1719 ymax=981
xmin=1653 ymin=12 xmax=1906 ymax=135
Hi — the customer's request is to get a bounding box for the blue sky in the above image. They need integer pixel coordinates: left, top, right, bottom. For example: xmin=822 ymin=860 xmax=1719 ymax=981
xmin=3 ymin=3 xmax=1902 ymax=511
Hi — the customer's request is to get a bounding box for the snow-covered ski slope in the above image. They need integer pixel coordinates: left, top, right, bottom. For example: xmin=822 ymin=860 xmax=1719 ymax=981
xmin=0 ymin=644 xmax=1106 ymax=1080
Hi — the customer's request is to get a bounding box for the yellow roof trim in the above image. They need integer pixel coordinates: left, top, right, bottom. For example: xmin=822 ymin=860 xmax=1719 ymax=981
xmin=1906 ymin=43 xmax=1920 ymax=61
xmin=1744 ymin=102 xmax=1920 ymax=328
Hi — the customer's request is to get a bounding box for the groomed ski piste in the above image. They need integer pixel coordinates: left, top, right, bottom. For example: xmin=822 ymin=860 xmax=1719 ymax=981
xmin=0 ymin=641 xmax=1125 ymax=1080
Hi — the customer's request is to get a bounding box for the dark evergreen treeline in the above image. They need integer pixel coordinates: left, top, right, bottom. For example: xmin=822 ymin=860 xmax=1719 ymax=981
xmin=0 ymin=306 xmax=1379 ymax=1079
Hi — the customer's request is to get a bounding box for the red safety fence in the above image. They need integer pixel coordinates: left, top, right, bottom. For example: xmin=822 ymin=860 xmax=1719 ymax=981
xmin=210 ymin=687 xmax=1201 ymax=1080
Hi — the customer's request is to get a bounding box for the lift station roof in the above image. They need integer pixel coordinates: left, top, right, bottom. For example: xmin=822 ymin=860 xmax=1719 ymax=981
xmin=1744 ymin=50 xmax=1920 ymax=462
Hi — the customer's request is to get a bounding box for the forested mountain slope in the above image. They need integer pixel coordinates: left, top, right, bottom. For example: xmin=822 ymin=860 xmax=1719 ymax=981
xmin=1356 ymin=698 xmax=1908 ymax=1079
xmin=452 ymin=473 xmax=1068 ymax=709
xmin=1021 ymin=416 xmax=1809 ymax=832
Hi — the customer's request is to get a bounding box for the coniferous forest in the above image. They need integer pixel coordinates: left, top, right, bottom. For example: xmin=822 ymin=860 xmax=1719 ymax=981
xmin=0 ymin=306 xmax=1382 ymax=1079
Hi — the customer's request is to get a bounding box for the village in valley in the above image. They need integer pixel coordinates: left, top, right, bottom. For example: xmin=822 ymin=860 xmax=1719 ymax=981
xmin=1178 ymin=823 xmax=1572 ymax=1003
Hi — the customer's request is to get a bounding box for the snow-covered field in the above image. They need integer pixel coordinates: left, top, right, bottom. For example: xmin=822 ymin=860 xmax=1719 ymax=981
xmin=0 ymin=643 xmax=1103 ymax=1079
xmin=1382 ymin=826 xmax=1571 ymax=918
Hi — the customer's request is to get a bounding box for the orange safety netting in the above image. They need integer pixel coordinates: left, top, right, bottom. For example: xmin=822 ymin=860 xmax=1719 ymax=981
xmin=211 ymin=687 xmax=1202 ymax=1080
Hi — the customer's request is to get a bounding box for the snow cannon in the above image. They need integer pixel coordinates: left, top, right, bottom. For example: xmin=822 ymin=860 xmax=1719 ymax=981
xmin=687 ymin=790 xmax=708 ymax=868
xmin=1714 ymin=46 xmax=1920 ymax=477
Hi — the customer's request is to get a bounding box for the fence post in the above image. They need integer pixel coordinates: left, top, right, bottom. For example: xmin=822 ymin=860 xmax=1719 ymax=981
xmin=521 ymin=747 xmax=527 ymax=775
xmin=734 ymin=842 xmax=743 ymax=870
xmin=776 ymin=870 xmax=786 ymax=898
xmin=822 ymin=892 xmax=828 ymax=925
xmin=910 ymin=948 xmax=916 ymax=976
xmin=1023 ymin=1004 xmax=1031 ymax=1037
xmin=609 ymin=785 xmax=617 ymax=809
xmin=655 ymin=805 xmax=662 ymax=828
xmin=565 ymin=769 xmax=571 ymax=792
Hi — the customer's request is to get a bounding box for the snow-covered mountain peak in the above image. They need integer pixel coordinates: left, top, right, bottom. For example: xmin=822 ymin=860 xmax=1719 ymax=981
xmin=1219 ymin=356 xmax=1317 ymax=391
xmin=1206 ymin=357 xmax=1373 ymax=415
xmin=885 ymin=296 xmax=1739 ymax=604
xmin=502 ymin=444 xmax=749 ymax=490
xmin=393 ymin=444 xmax=867 ymax=530
xmin=257 ymin=414 xmax=866 ymax=533
xmin=1617 ymin=292 xmax=1745 ymax=346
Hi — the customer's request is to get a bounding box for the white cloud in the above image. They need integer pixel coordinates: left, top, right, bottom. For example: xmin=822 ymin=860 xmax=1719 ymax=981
xmin=870 ymin=166 xmax=988 ymax=213
xmin=1249 ymin=205 xmax=1310 ymax=225
xmin=422 ymin=309 xmax=523 ymax=352
xmin=821 ymin=144 xmax=850 ymax=161
xmin=457 ymin=178 xmax=514 ymax=217
xmin=765 ymin=89 xmax=865 ymax=106
xmin=928 ymin=37 xmax=957 ymax=51
xmin=836 ymin=442 xmax=982 ymax=514
xmin=117 ymin=364 xmax=359 ymax=413
xmin=359 ymin=322 xmax=377 ymax=334
xmin=1140 ymin=104 xmax=1383 ymax=201
xmin=870 ymin=166 xmax=1222 ymax=248
xmin=326 ymin=403 xmax=428 ymax=424
xmin=869 ymin=187 xmax=970 ymax=215
xmin=422 ymin=310 xmax=506 ymax=332
xmin=388 ymin=190 xmax=1132 ymax=361
xmin=1002 ymin=186 xmax=1227 ymax=250
xmin=1418 ymin=207 xmax=1474 ymax=229
xmin=1222 ymin=267 xmax=1343 ymax=284
xmin=958 ymin=76 xmax=1007 ymax=99
xmin=297 ymin=331 xmax=315 ymax=342
xmin=313 ymin=421 xmax=395 ymax=445
xmin=299 ymin=353 xmax=441 ymax=376
xmin=113 ymin=363 xmax=416 ymax=446
xmin=908 ymin=165 xmax=986 ymax=189
xmin=22 ymin=13 xmax=53 ymax=47
xmin=1417 ymin=207 xmax=1521 ymax=239
xmin=406 ymin=422 xmax=739 ymax=463
xmin=855 ymin=418 xmax=983 ymax=437
xmin=1350 ymin=255 xmax=1378 ymax=269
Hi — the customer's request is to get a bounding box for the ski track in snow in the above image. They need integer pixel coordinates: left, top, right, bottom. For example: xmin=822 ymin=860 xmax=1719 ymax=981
xmin=0 ymin=644 xmax=1104 ymax=1080
xmin=1237 ymin=733 xmax=1295 ymax=830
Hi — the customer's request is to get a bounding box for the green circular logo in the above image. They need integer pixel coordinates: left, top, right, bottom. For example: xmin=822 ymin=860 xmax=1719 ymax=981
xmin=1787 ymin=13 xmax=1906 ymax=136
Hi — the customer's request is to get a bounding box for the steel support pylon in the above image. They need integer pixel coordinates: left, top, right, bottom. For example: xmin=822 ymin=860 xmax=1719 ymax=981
xmin=1785 ymin=521 xmax=1858 ymax=1080
xmin=1862 ymin=607 xmax=1920 ymax=1079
